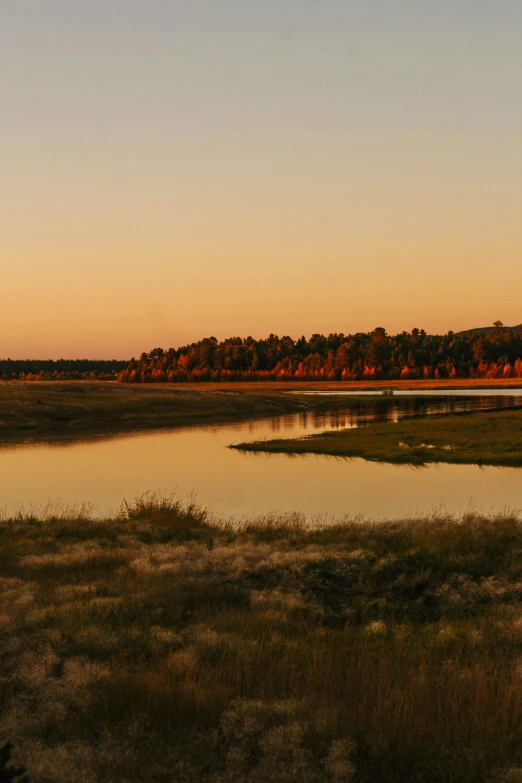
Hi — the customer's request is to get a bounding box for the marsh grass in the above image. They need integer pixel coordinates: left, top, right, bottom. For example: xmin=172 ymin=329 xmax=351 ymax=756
xmin=1 ymin=497 xmax=522 ymax=781
xmin=232 ymin=408 xmax=522 ymax=467
xmin=0 ymin=382 xmax=367 ymax=443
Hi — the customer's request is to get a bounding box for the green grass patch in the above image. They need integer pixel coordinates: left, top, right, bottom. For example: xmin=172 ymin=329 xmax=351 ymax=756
xmin=232 ymin=408 xmax=522 ymax=466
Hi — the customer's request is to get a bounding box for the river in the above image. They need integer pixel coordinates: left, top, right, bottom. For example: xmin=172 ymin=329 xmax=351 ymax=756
xmin=1 ymin=392 xmax=521 ymax=520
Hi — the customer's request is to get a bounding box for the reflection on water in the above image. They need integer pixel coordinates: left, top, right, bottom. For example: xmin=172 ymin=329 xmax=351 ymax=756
xmin=1 ymin=395 xmax=521 ymax=520
xmin=296 ymin=393 xmax=522 ymax=430
xmin=293 ymin=388 xmax=522 ymax=397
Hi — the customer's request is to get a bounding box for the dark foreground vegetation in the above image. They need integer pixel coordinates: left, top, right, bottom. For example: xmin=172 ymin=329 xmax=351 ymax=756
xmin=0 ymin=382 xmax=354 ymax=442
xmin=0 ymin=360 xmax=127 ymax=381
xmin=1 ymin=497 xmax=522 ymax=782
xmin=120 ymin=322 xmax=522 ymax=382
xmin=233 ymin=409 xmax=522 ymax=467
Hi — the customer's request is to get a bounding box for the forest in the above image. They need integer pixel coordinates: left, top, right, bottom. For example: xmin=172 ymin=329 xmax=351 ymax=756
xmin=119 ymin=322 xmax=522 ymax=383
xmin=0 ymin=359 xmax=127 ymax=381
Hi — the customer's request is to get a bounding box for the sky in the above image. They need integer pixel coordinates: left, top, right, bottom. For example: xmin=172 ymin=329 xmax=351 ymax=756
xmin=1 ymin=0 xmax=521 ymax=359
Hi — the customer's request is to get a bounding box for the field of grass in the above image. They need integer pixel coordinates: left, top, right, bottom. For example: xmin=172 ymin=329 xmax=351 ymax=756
xmin=0 ymin=382 xmax=370 ymax=442
xmin=233 ymin=408 xmax=522 ymax=467
xmin=1 ymin=497 xmax=522 ymax=782
xmin=169 ymin=378 xmax=522 ymax=391
xmin=1 ymin=379 xmax=521 ymax=444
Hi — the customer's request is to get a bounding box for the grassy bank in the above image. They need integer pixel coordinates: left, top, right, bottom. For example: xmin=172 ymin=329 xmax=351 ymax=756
xmin=0 ymin=382 xmax=368 ymax=442
xmin=233 ymin=409 xmax=522 ymax=467
xmin=1 ymin=497 xmax=522 ymax=782
xmin=2 ymin=380 xmax=522 ymax=444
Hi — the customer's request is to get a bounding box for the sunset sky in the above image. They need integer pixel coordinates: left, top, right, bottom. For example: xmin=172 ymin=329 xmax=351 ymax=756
xmin=2 ymin=0 xmax=521 ymax=359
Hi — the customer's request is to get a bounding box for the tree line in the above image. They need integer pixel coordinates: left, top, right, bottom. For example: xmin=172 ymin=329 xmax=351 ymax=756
xmin=0 ymin=359 xmax=127 ymax=381
xmin=119 ymin=322 xmax=522 ymax=383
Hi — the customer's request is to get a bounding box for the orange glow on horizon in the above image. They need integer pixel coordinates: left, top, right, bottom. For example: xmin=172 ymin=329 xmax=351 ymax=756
xmin=2 ymin=1 xmax=520 ymax=359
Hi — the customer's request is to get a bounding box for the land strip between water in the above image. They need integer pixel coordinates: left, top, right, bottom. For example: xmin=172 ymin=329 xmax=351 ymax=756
xmin=0 ymin=381 xmax=371 ymax=443
xmin=232 ymin=408 xmax=522 ymax=467
xmin=1 ymin=379 xmax=521 ymax=444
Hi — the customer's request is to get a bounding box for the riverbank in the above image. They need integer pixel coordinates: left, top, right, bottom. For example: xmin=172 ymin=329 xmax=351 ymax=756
xmin=1 ymin=498 xmax=521 ymax=782
xmin=233 ymin=408 xmax=522 ymax=467
xmin=143 ymin=378 xmax=522 ymax=391
xmin=0 ymin=381 xmax=369 ymax=442
xmin=1 ymin=379 xmax=521 ymax=444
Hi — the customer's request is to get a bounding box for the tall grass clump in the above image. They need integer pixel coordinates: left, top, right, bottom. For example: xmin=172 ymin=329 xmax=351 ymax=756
xmin=1 ymin=499 xmax=521 ymax=782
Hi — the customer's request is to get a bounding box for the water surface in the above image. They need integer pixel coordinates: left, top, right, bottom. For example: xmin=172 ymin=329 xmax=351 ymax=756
xmin=293 ymin=388 xmax=522 ymax=397
xmin=2 ymin=394 xmax=521 ymax=520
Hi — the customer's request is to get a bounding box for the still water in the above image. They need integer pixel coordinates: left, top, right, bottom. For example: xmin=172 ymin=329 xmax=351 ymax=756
xmin=1 ymin=394 xmax=521 ymax=520
xmin=294 ymin=388 xmax=522 ymax=398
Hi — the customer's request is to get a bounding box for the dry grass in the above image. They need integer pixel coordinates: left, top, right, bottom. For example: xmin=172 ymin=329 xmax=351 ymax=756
xmin=2 ymin=379 xmax=521 ymax=444
xmin=0 ymin=381 xmax=377 ymax=443
xmin=170 ymin=379 xmax=522 ymax=391
xmin=1 ymin=496 xmax=522 ymax=782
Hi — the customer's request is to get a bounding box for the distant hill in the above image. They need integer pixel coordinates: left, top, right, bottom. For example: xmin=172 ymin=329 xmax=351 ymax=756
xmin=455 ymin=324 xmax=522 ymax=338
